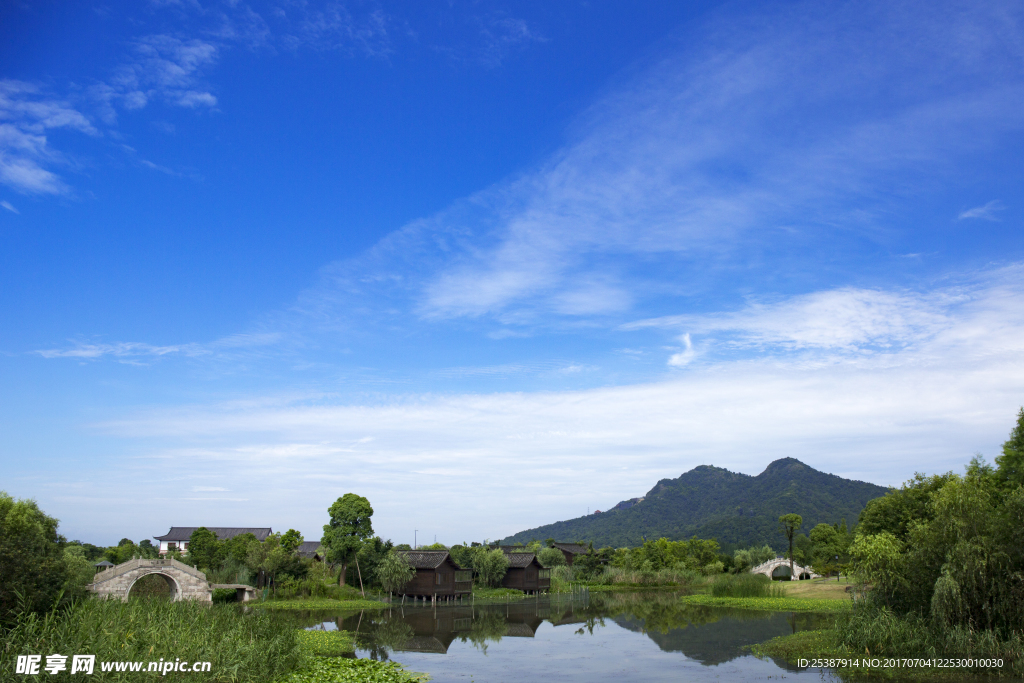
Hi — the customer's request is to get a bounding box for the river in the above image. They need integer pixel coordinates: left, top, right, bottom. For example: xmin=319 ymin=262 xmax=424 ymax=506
xmin=287 ymin=591 xmax=838 ymax=682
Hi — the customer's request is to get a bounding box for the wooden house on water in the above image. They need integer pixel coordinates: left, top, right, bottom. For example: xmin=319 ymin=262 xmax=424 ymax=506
xmin=500 ymin=552 xmax=550 ymax=594
xmin=396 ymin=550 xmax=473 ymax=600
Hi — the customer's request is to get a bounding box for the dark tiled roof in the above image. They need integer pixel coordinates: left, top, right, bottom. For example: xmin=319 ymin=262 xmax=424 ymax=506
xmin=552 ymin=542 xmax=589 ymax=555
xmin=505 ymin=553 xmax=538 ymax=568
xmin=396 ymin=550 xmax=450 ymax=569
xmin=154 ymin=527 xmax=273 ymax=542
xmin=297 ymin=541 xmax=322 ymax=558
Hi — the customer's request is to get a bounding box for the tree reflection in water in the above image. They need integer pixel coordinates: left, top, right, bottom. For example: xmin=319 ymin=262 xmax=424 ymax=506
xmin=296 ymin=592 xmax=831 ymax=667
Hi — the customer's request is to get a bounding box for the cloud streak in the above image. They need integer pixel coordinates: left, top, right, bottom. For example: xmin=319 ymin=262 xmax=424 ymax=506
xmin=82 ymin=267 xmax=1024 ymax=542
xmin=0 ymin=80 xmax=97 ymax=195
xmin=294 ymin=0 xmax=1024 ymax=333
xmin=959 ymin=200 xmax=1004 ymax=221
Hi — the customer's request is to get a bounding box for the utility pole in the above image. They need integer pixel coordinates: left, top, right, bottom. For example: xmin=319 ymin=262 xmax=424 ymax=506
xmin=414 ymin=530 xmax=418 ymax=550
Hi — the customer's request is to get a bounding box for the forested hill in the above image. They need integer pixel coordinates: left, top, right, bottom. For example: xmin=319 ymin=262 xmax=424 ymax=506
xmin=502 ymin=458 xmax=888 ymax=550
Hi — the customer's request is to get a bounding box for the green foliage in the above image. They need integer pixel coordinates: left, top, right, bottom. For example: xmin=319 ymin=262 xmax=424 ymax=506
xmin=846 ymin=410 xmax=1024 ymax=655
xmin=502 ymin=458 xmax=888 ymax=548
xmin=61 ymin=546 xmax=94 ymax=601
xmin=710 ymin=573 xmax=785 ymax=598
xmin=347 ymin=537 xmax=394 ymax=589
xmin=322 ymin=494 xmax=374 ymax=585
xmin=473 ymin=548 xmax=510 ymax=587
xmin=831 ymin=606 xmax=1024 ymax=676
xmin=280 ymin=529 xmax=303 ymax=554
xmin=255 ymin=598 xmax=386 ymax=610
xmin=294 ymin=629 xmax=355 ymax=656
xmin=680 ymin=594 xmax=852 ymax=612
xmin=418 ymin=542 xmax=447 ymax=550
xmin=536 ymin=546 xmax=566 ymax=567
xmin=275 ymin=657 xmax=426 ymax=683
xmin=732 ymin=544 xmax=775 ymax=572
xmin=1 ymin=598 xmax=300 ymax=682
xmin=374 ymin=551 xmax=415 ymax=596
xmin=448 ymin=544 xmax=474 ymax=568
xmin=0 ymin=491 xmax=68 ymax=623
xmin=996 ymin=406 xmax=1024 ymax=490
xmin=610 ymin=537 xmax=722 ymax=574
xmin=590 ymin=565 xmax=704 ymax=586
xmin=186 ymin=527 xmax=224 ymax=571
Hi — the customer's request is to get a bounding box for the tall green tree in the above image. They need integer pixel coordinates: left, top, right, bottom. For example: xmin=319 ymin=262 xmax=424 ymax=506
xmin=778 ymin=513 xmax=802 ymax=579
xmin=280 ymin=529 xmax=303 ymax=554
xmin=186 ymin=527 xmax=224 ymax=570
xmin=0 ymin=492 xmax=68 ymax=623
xmin=322 ymin=494 xmax=374 ymax=586
xmin=996 ymin=406 xmax=1024 ymax=490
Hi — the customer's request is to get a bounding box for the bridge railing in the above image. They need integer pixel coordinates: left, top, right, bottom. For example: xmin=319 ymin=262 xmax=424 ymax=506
xmin=91 ymin=557 xmax=208 ymax=584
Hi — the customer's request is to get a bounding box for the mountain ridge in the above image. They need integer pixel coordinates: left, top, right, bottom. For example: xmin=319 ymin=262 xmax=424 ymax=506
xmin=502 ymin=458 xmax=888 ymax=549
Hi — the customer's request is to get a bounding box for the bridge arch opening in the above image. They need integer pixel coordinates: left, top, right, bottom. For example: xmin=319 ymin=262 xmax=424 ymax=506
xmin=771 ymin=565 xmax=793 ymax=581
xmin=128 ymin=572 xmax=181 ymax=601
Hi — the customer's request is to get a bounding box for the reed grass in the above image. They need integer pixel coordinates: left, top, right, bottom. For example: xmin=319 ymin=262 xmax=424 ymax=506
xmin=590 ymin=565 xmax=706 ymax=587
xmin=710 ymin=573 xmax=786 ymax=598
xmin=1 ymin=598 xmax=299 ymax=682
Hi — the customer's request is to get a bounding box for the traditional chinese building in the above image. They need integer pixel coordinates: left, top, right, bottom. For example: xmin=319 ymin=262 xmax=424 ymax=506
xmin=152 ymin=527 xmax=273 ymax=555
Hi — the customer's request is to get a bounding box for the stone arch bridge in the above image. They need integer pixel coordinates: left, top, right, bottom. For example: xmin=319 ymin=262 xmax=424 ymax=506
xmin=88 ymin=558 xmax=257 ymax=603
xmin=750 ymin=557 xmax=820 ymax=581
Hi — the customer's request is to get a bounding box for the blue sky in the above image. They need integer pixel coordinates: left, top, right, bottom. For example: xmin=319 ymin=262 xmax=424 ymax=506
xmin=2 ymin=0 xmax=1023 ymax=547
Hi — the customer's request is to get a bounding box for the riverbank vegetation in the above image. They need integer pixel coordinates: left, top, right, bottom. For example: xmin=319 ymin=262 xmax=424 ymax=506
xmin=756 ymin=409 xmax=1024 ymax=678
xmin=1 ymin=598 xmax=299 ymax=681
xmin=276 ymin=657 xmax=428 ymax=683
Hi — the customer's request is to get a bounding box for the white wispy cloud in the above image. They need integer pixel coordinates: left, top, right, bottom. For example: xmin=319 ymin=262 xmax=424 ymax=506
xmin=0 ymin=80 xmax=97 ymax=195
xmin=34 ymin=332 xmax=281 ymax=361
xmin=959 ymin=200 xmax=1004 ymax=221
xmin=80 ymin=268 xmax=1024 ymax=542
xmin=625 ymin=287 xmax=957 ymax=353
xmin=35 ymin=342 xmax=184 ymax=360
xmin=91 ymin=35 xmax=219 ymax=123
xmin=1 ymin=200 xmax=18 ymax=213
xmin=293 ymin=0 xmax=1024 ymax=330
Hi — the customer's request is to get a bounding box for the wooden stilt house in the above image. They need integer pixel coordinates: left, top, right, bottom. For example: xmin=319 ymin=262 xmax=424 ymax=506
xmin=500 ymin=552 xmax=550 ymax=594
xmin=396 ymin=550 xmax=472 ymax=599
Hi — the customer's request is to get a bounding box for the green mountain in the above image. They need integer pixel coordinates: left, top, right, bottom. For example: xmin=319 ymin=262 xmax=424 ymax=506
xmin=502 ymin=458 xmax=888 ymax=550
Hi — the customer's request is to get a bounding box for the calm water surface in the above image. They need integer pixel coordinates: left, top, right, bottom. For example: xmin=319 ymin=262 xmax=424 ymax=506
xmin=291 ymin=592 xmax=838 ymax=682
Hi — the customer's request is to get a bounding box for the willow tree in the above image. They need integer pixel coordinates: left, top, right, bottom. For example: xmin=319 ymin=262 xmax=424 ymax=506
xmin=375 ymin=551 xmax=415 ymax=601
xmin=778 ymin=514 xmax=802 ymax=579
